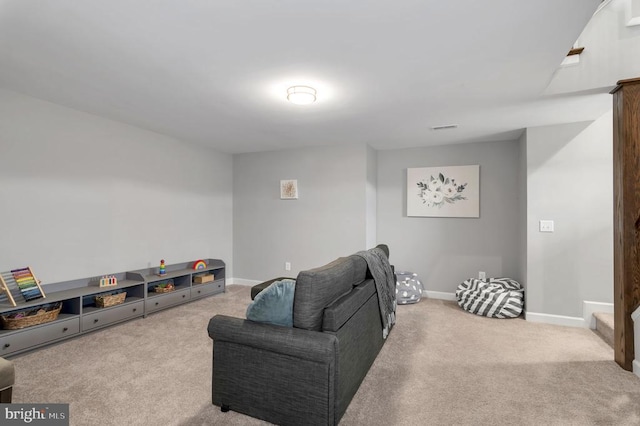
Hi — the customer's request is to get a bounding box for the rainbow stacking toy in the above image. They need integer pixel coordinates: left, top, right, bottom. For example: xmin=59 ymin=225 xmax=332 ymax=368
xmin=192 ymin=259 xmax=207 ymax=270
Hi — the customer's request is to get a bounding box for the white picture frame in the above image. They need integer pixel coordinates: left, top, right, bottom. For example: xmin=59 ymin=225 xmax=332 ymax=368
xmin=407 ymin=165 xmax=480 ymax=218
xmin=280 ymin=179 xmax=298 ymax=199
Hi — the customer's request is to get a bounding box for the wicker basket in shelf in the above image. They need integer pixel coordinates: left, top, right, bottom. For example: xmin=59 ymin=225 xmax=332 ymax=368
xmin=0 ymin=303 xmax=62 ymax=330
xmin=95 ymin=292 xmax=127 ymax=308
xmin=154 ymin=284 xmax=175 ymax=293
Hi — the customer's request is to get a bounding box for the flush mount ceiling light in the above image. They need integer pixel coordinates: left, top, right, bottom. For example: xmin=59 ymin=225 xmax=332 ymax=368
xmin=287 ymin=86 xmax=317 ymax=105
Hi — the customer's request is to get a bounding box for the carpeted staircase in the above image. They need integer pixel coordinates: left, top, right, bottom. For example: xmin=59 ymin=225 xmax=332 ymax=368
xmin=593 ymin=311 xmax=615 ymax=348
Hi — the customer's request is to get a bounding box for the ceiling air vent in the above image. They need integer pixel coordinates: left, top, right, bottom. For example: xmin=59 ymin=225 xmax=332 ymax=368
xmin=430 ymin=124 xmax=458 ymax=130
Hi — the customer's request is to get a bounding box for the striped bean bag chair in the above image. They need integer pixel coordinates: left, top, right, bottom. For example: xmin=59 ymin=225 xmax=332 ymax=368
xmin=455 ymin=278 xmax=524 ymax=318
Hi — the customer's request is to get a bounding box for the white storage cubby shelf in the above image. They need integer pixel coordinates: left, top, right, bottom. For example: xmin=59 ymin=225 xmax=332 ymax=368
xmin=0 ymin=259 xmax=225 ymax=357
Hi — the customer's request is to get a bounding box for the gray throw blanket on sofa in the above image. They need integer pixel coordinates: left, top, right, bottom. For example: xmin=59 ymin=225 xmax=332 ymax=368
xmin=355 ymin=247 xmax=396 ymax=339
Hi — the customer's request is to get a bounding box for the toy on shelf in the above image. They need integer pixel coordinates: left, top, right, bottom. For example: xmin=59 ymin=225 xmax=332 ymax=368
xmin=192 ymin=259 xmax=207 ymax=270
xmin=99 ymin=275 xmax=118 ymax=288
xmin=0 ymin=267 xmax=47 ymax=307
xmin=154 ymin=280 xmax=175 ymax=293
xmin=158 ymin=259 xmax=167 ymax=276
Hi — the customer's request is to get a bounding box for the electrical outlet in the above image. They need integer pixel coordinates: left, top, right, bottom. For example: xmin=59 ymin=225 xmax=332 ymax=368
xmin=539 ymin=220 xmax=554 ymax=233
xmin=479 ymin=271 xmax=486 ymax=280
xmin=285 ymin=262 xmax=291 ymax=271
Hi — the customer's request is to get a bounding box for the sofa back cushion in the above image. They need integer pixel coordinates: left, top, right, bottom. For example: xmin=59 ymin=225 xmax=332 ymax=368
xmin=322 ymin=279 xmax=376 ymax=332
xmin=293 ymin=255 xmax=367 ymax=331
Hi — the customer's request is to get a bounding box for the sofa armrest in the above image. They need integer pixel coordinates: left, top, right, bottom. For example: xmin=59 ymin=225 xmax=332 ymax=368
xmin=208 ymin=314 xmax=337 ymax=363
xmin=208 ymin=315 xmax=338 ymax=425
xmin=0 ymin=357 xmax=14 ymax=404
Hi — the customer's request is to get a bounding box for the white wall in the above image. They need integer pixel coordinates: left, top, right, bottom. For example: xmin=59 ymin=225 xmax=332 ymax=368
xmin=0 ymin=88 xmax=233 ymax=284
xmin=545 ymin=0 xmax=640 ymax=95
xmin=0 ymin=86 xmax=614 ymax=325
xmin=377 ymin=140 xmax=523 ymax=294
xmin=525 ymin=112 xmax=613 ymax=319
xmin=232 ymin=143 xmax=372 ymax=281
xmin=366 ymin=145 xmax=377 ymax=248
xmin=518 ymin=131 xmax=528 ymax=300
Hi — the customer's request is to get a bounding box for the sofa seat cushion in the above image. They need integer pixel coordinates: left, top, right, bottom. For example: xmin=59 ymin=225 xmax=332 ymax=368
xmin=455 ymin=278 xmax=524 ymax=318
xmin=246 ymin=279 xmax=296 ymax=327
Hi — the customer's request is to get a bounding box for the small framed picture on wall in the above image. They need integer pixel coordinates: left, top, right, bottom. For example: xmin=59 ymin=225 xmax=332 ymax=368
xmin=280 ymin=179 xmax=298 ymax=199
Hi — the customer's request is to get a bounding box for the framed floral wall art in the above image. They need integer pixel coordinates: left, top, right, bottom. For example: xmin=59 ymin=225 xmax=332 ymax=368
xmin=407 ymin=165 xmax=480 ymax=218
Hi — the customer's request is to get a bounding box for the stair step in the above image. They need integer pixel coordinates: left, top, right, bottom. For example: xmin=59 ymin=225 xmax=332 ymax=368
xmin=593 ymin=312 xmax=614 ymax=349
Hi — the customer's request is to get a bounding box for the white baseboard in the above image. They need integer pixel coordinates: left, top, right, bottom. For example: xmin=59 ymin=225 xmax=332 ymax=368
xmin=634 ymin=360 xmax=640 ymax=380
xmin=425 ymin=291 xmax=456 ymax=301
xmin=525 ymin=311 xmax=585 ymax=328
xmin=632 ymin=306 xmax=640 ymax=323
xmin=583 ymin=300 xmax=614 ymax=329
xmin=633 ymin=308 xmax=640 ymax=379
xmin=228 ymin=278 xmax=262 ymax=286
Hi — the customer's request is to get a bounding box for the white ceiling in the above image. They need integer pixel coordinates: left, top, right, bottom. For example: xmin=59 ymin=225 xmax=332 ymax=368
xmin=0 ymin=0 xmax=611 ymax=154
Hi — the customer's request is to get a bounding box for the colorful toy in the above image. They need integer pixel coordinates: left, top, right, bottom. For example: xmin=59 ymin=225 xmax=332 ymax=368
xmin=192 ymin=259 xmax=207 ymax=270
xmin=0 ymin=266 xmax=46 ymax=306
xmin=99 ymin=275 xmax=118 ymax=287
xmin=158 ymin=259 xmax=167 ymax=276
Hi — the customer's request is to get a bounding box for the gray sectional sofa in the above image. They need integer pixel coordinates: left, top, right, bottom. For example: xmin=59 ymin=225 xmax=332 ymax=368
xmin=207 ymin=244 xmax=393 ymax=425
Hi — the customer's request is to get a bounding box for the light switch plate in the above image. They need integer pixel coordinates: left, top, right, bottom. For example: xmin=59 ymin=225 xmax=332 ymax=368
xmin=539 ymin=220 xmax=554 ymax=232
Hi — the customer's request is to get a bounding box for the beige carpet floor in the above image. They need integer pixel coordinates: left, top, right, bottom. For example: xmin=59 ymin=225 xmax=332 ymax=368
xmin=10 ymin=285 xmax=640 ymax=425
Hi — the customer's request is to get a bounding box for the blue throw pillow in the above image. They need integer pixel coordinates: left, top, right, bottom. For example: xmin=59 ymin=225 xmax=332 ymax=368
xmin=246 ymin=279 xmax=296 ymax=327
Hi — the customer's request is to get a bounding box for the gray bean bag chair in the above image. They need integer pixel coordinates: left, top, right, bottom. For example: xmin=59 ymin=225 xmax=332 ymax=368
xmin=395 ymin=271 xmax=424 ymax=304
xmin=455 ymin=277 xmax=524 ymax=318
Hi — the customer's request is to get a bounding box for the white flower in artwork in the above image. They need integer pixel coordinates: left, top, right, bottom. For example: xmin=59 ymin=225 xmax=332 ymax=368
xmin=442 ymin=183 xmax=456 ymax=197
xmin=429 ymin=177 xmax=442 ymax=190
xmin=417 ymin=172 xmax=468 ymax=208
xmin=422 ymin=190 xmax=435 ymax=207
xmin=430 ymin=191 xmax=444 ymax=203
